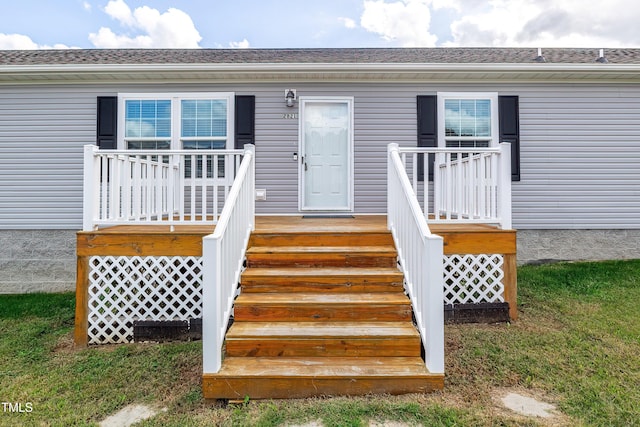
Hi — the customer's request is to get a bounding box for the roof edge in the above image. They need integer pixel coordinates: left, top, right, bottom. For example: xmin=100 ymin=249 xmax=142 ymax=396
xmin=2 ymin=62 xmax=640 ymax=85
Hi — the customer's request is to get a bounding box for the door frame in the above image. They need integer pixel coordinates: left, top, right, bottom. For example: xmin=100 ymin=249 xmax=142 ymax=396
xmin=298 ymin=96 xmax=355 ymax=212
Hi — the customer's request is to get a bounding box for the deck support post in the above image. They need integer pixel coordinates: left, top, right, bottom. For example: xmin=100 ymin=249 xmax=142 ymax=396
xmin=503 ymin=253 xmax=518 ymax=321
xmin=74 ymin=254 xmax=89 ymax=347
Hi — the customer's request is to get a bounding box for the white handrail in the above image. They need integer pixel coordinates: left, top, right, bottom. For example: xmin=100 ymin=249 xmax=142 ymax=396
xmin=202 ymin=144 xmax=255 ymax=374
xmin=387 ymin=143 xmax=444 ymax=374
xmin=396 ymin=143 xmax=512 ymax=229
xmin=82 ymin=145 xmax=245 ymax=230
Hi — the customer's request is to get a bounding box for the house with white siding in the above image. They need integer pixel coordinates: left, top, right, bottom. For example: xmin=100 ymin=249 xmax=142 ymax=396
xmin=1 ymin=47 xmax=639 ymax=398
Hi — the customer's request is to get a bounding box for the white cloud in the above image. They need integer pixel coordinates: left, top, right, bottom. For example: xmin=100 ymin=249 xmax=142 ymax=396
xmin=0 ymin=33 xmax=39 ymax=50
xmin=89 ymin=0 xmax=202 ymax=48
xmin=83 ymin=2 xmax=92 ymax=12
xmin=356 ymin=0 xmax=640 ymax=48
xmin=104 ymin=0 xmax=135 ymax=27
xmin=0 ymin=33 xmax=72 ymax=50
xmin=444 ymin=0 xmax=640 ymax=47
xmin=338 ymin=17 xmax=357 ymax=29
xmin=229 ymin=39 xmax=250 ymax=49
xmin=360 ymin=0 xmax=438 ymax=47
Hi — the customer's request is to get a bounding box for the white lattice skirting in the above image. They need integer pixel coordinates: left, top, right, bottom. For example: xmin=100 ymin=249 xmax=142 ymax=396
xmin=443 ymin=254 xmax=504 ymax=305
xmin=88 ymin=256 xmax=203 ymax=344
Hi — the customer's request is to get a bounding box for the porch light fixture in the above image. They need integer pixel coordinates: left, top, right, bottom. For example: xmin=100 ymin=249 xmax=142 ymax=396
xmin=285 ymin=89 xmax=297 ymax=107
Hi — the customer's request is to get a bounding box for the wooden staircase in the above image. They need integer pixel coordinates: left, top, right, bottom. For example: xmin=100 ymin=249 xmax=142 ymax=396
xmin=202 ymin=222 xmax=444 ymax=399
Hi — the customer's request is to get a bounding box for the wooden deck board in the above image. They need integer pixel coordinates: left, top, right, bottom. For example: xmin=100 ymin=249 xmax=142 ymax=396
xmin=247 ymin=246 xmax=396 ymax=254
xmin=212 ymin=356 xmax=434 ymax=377
xmin=87 ymin=215 xmax=507 ymax=235
xmin=226 ymin=321 xmax=419 ymax=338
xmin=202 ymin=356 xmax=444 ymax=399
xmin=241 ymin=267 xmax=403 ymax=278
xmin=235 ymin=292 xmax=410 ymax=305
xmin=225 ymin=321 xmax=421 ymax=357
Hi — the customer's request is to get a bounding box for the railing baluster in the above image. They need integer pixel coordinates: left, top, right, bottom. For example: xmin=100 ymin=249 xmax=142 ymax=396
xmin=100 ymin=156 xmax=107 ymax=221
xmin=412 ymin=152 xmax=418 ymax=195
xmin=155 ymin=159 xmax=162 ymax=222
xmin=445 ymin=154 xmax=452 ymax=220
xmin=479 ymin=153 xmax=486 ymax=218
xmin=423 ymin=151 xmax=428 ymax=219
xmin=201 ymin=154 xmax=208 ymax=222
xmin=145 ymin=156 xmax=152 ymax=220
xmin=468 ymin=152 xmax=475 ymax=219
xmin=189 ymin=154 xmax=196 ymax=220
xmin=213 ymin=154 xmax=219 ymax=223
xmin=178 ymin=156 xmax=185 ymax=222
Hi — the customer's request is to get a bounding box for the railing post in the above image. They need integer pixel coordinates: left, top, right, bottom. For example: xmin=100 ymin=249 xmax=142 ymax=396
xmin=83 ymin=145 xmax=99 ymax=231
xmin=424 ymin=234 xmax=444 ymax=374
xmin=202 ymin=234 xmax=222 ymax=373
xmin=387 ymin=143 xmax=399 ymax=230
xmin=499 ymin=143 xmax=512 ymax=229
xmin=245 ymin=144 xmax=256 ymax=232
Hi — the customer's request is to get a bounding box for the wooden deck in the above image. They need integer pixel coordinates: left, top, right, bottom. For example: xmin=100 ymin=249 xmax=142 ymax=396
xmin=75 ymin=215 xmax=516 ymax=398
xmin=77 ymin=215 xmax=516 ymax=257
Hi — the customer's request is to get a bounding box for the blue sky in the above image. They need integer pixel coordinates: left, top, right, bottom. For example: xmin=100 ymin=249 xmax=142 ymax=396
xmin=1 ymin=0 xmax=639 ymax=50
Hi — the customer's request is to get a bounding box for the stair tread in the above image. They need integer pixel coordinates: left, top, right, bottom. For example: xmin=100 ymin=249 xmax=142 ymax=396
xmin=247 ymin=246 xmax=396 ymax=253
xmin=235 ymin=292 xmax=410 ymax=305
xmin=227 ymin=321 xmax=419 ymax=338
xmin=213 ymin=357 xmax=435 ymax=377
xmin=242 ymin=267 xmax=402 ymax=277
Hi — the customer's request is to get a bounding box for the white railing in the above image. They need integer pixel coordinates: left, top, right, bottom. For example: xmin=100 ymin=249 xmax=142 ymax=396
xmin=202 ymin=145 xmax=255 ymax=374
xmin=82 ymin=145 xmax=245 ymax=231
xmin=397 ymin=143 xmax=512 ymax=229
xmin=387 ymin=143 xmax=444 ymax=374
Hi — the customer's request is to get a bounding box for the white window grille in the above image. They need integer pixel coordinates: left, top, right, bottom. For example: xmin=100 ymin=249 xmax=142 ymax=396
xmin=438 ymin=92 xmax=499 ymax=149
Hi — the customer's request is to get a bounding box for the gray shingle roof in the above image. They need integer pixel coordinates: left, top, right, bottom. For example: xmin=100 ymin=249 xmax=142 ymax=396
xmin=2 ymin=47 xmax=640 ymax=66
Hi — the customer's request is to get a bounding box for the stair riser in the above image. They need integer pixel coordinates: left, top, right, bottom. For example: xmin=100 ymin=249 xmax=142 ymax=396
xmin=250 ymin=233 xmax=394 ymax=247
xmin=241 ymin=280 xmax=404 ymax=293
xmin=234 ymin=304 xmax=413 ymax=322
xmin=225 ymin=338 xmax=421 ymax=357
xmin=246 ymin=254 xmax=397 ymax=268
xmin=203 ymin=376 xmax=444 ymax=400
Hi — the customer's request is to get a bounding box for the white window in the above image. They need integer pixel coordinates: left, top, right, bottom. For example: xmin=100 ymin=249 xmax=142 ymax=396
xmin=118 ymin=93 xmax=234 ymax=151
xmin=437 ymin=92 xmax=499 ymax=148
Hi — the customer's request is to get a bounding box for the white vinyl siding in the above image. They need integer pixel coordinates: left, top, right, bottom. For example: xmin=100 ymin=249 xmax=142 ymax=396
xmin=0 ymin=87 xmax=93 ymax=228
xmin=513 ymin=87 xmax=640 ymax=228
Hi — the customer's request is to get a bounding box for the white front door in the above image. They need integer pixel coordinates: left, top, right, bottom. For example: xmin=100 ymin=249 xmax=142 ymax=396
xmin=300 ymin=98 xmax=353 ymax=211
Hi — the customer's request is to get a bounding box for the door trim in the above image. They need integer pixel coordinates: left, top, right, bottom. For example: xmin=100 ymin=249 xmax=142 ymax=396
xmin=298 ymin=96 xmax=354 ymax=212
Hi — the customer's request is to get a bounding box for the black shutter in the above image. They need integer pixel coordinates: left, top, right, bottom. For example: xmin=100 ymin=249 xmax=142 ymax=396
xmin=417 ymin=95 xmax=437 ymax=181
xmin=498 ymin=96 xmax=520 ymax=181
xmin=96 ymin=96 xmax=117 ymax=149
xmin=235 ymin=95 xmax=255 ymax=149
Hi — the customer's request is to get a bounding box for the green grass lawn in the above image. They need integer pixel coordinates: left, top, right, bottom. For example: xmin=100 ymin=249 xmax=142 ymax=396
xmin=1 ymin=260 xmax=639 ymax=426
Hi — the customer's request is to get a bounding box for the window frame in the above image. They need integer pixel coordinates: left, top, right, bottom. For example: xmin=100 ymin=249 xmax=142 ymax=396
xmin=437 ymin=92 xmax=499 ymax=148
xmin=117 ymin=92 xmax=235 ymax=151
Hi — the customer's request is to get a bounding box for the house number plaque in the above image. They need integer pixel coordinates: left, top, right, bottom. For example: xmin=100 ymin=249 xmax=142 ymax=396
xmin=282 ymin=113 xmax=298 ymax=119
